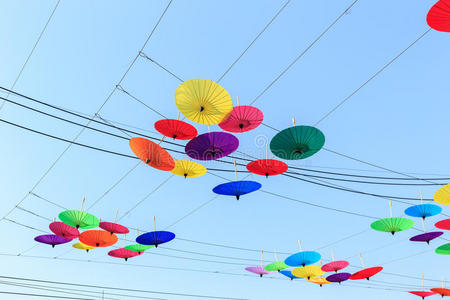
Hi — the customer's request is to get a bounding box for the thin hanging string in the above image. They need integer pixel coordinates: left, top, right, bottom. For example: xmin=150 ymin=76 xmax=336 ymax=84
xmin=236 ymin=96 xmax=240 ymax=106
xmin=331 ymin=249 xmax=335 ymax=261
xmin=81 ymin=197 xmax=85 ymax=211
xmin=260 ymin=249 xmax=264 ymax=266
xmin=153 ymin=216 xmax=156 ymax=232
xmin=319 ymin=259 xmax=322 ymax=267
xmin=421 ymin=218 xmax=426 ymax=233
xmin=233 ymin=161 xmax=238 ymax=181
xmin=422 ymin=274 xmax=424 ymax=291
xmin=53 ymin=217 xmax=56 ymax=222
xmin=177 ymin=112 xmax=180 ymax=121
xmin=158 ymin=136 xmax=165 ymax=145
xmin=298 ymin=239 xmax=302 ymax=251
xmin=266 ymin=143 xmax=268 ymax=161
xmin=114 ymin=209 xmax=119 ymax=224
xmin=389 ymin=200 xmax=392 ymax=218
xmin=207 ymin=125 xmax=210 ymax=133
xmin=274 ymin=250 xmax=278 ymax=262
xmin=420 ymin=189 xmax=423 ymax=204
xmin=124 ymin=234 xmax=126 ymax=247
xmin=292 ymin=117 xmax=296 ymax=126
xmin=136 ymin=228 xmax=139 ymax=238
xmin=359 ymin=253 xmax=365 ymax=268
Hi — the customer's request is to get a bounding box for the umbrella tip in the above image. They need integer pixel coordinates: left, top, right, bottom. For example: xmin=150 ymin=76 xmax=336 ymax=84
xmin=173 ymin=135 xmax=177 ymax=139
xmin=265 ymin=173 xmax=269 ymax=178
xmin=184 ymin=173 xmax=187 ymax=179
xmin=236 ymin=195 xmax=240 ymax=200
xmin=239 ymin=123 xmax=244 ymax=129
xmin=259 ymin=274 xmax=263 ymax=278
xmin=52 ymin=244 xmax=55 ymax=248
xmin=76 ymin=225 xmax=80 ymax=229
xmin=320 ymin=284 xmax=322 ymax=287
xmin=145 ymin=159 xmax=150 ymax=164
xmin=426 ymin=241 xmax=430 ymax=245
xmin=125 ymin=258 xmax=128 ymax=261
xmin=155 ymin=244 xmax=158 ymax=248
xmin=200 ymin=106 xmax=205 ymax=112
xmin=391 ymin=231 xmax=395 ymax=235
xmin=96 ymin=243 xmax=99 ymax=247
xmin=86 ymin=249 xmax=89 ymax=253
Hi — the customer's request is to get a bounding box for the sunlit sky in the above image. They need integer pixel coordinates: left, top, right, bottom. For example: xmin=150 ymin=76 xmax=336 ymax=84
xmin=0 ymin=0 xmax=449 ymax=299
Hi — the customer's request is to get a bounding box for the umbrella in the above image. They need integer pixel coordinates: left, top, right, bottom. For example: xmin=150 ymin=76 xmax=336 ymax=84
xmin=58 ymin=199 xmax=99 ymax=229
xmin=405 ymin=192 xmax=442 ymax=219
xmin=435 ymin=243 xmax=450 ymax=255
xmin=34 ymin=235 xmax=72 ymax=248
xmin=435 ymin=219 xmax=450 ymax=230
xmin=410 ymin=218 xmax=443 ymax=244
xmin=326 ymin=272 xmax=351 ymax=284
xmin=49 ymin=221 xmax=79 ymax=239
xmin=284 ymin=240 xmax=321 ymax=267
xmin=124 ymin=244 xmax=154 ymax=254
xmin=154 ymin=119 xmax=198 ymax=140
xmin=72 ymin=242 xmax=95 ymax=252
xmin=213 ymin=181 xmax=261 ymax=200
xmin=292 ymin=266 xmax=324 ymax=280
xmin=350 ymin=254 xmax=382 ymax=280
xmin=427 ymin=0 xmax=450 ymax=32
xmin=431 ymin=279 xmax=450 ymax=297
xmin=108 ymin=248 xmax=141 ymax=261
xmin=79 ymin=230 xmax=118 ymax=247
xmin=136 ymin=216 xmax=175 ymax=247
xmin=434 ymin=184 xmax=450 ymax=205
xmin=410 ymin=275 xmax=437 ymax=299
xmin=270 ymin=120 xmax=325 ymax=160
xmin=321 ymin=249 xmax=349 ymax=272
xmin=264 ymin=250 xmax=289 ymax=272
xmin=129 ymin=137 xmax=175 ymax=171
xmin=185 ymin=132 xmax=239 ymax=161
xmin=218 ymin=102 xmax=263 ymax=133
xmin=245 ymin=250 xmax=276 ymax=277
xmin=307 ymin=277 xmax=330 ymax=287
xmin=246 ymin=159 xmax=288 ymax=178
xmin=175 ymin=79 xmax=233 ymax=125
xmin=279 ymin=270 xmax=299 ymax=280
xmin=371 ymin=201 xmax=414 ymax=235
xmin=170 ymin=160 xmax=207 ymax=178
xmin=100 ymin=222 xmax=129 ymax=235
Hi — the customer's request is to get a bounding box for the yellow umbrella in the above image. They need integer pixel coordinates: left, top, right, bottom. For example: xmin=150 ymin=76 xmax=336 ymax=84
xmin=72 ymin=242 xmax=95 ymax=252
xmin=292 ymin=265 xmax=324 ymax=280
xmin=175 ymin=79 xmax=233 ymax=125
xmin=307 ymin=277 xmax=330 ymax=287
xmin=434 ymin=184 xmax=450 ymax=205
xmin=170 ymin=160 xmax=207 ymax=178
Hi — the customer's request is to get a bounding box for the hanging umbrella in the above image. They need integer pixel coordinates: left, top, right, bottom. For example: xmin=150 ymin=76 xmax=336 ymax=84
xmin=72 ymin=242 xmax=95 ymax=252
xmin=175 ymin=79 xmax=233 ymax=125
xmin=124 ymin=244 xmax=154 ymax=254
xmin=265 ymin=250 xmax=289 ymax=272
xmin=326 ymin=273 xmax=351 ymax=284
xmin=322 ymin=261 xmax=350 ymax=273
xmin=79 ymin=230 xmax=118 ymax=247
xmin=108 ymin=248 xmax=141 ymax=261
xmin=99 ymin=222 xmax=129 ymax=235
xmin=371 ymin=201 xmax=414 ymax=235
xmin=434 ymin=184 xmax=450 ymax=205
xmin=404 ymin=203 xmax=442 ymax=219
xmin=185 ymin=132 xmax=239 ymax=161
xmin=129 ymin=137 xmax=175 ymax=171
xmin=435 ymin=219 xmax=450 ymax=230
xmin=411 ymin=232 xmax=444 ymax=244
xmin=427 ymin=0 xmax=450 ymax=32
xmin=246 ymin=159 xmax=288 ymax=178
xmin=270 ymin=121 xmax=325 ymax=160
xmin=49 ymin=221 xmax=79 ymax=239
xmin=245 ymin=250 xmax=276 ymax=277
xmin=435 ymin=243 xmax=450 ymax=255
xmin=430 ymin=288 xmax=450 ymax=297
xmin=279 ymin=270 xmax=299 ymax=280
xmin=350 ymin=267 xmax=383 ymax=280
xmin=136 ymin=217 xmax=175 ymax=248
xmin=213 ymin=181 xmax=261 ymax=200
xmin=307 ymin=277 xmax=330 ymax=287
xmin=409 ymin=291 xmax=437 ymax=299
xmin=292 ymin=266 xmax=324 ymax=280
xmin=58 ymin=209 xmax=99 ymax=230
xmin=34 ymin=235 xmax=72 ymax=248
xmin=218 ymin=103 xmax=263 ymax=133
xmin=154 ymin=119 xmax=197 ymax=140
xmin=285 ymin=251 xmax=321 ymax=267
xmin=170 ymin=160 xmax=207 ymax=178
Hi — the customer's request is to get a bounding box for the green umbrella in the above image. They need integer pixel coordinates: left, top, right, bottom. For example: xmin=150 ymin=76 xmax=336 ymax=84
xmin=270 ymin=125 xmax=325 ymax=160
xmin=370 ymin=217 xmax=414 ymax=235
xmin=59 ymin=210 xmax=99 ymax=229
xmin=435 ymin=243 xmax=450 ymax=255
xmin=264 ymin=250 xmax=288 ymax=272
xmin=125 ymin=244 xmax=154 ymax=254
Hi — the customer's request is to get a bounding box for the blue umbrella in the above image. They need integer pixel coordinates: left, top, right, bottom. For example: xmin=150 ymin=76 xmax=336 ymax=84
xmin=136 ymin=231 xmax=175 ymax=247
xmin=404 ymin=204 xmax=442 ymax=219
xmin=280 ymin=270 xmax=299 ymax=280
xmin=213 ymin=181 xmax=261 ymax=200
xmin=284 ymin=251 xmax=321 ymax=267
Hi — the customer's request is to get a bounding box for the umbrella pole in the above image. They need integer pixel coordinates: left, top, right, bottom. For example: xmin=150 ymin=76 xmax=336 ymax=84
xmin=266 ymin=143 xmax=268 ymax=161
xmin=359 ymin=253 xmax=365 ymax=268
xmin=158 ymin=136 xmax=165 ymax=145
xmin=233 ymin=160 xmax=238 ymax=181
xmin=260 ymin=249 xmax=264 ymax=267
xmin=177 ymin=112 xmax=180 ymax=121
xmin=236 ymin=96 xmax=239 ymax=106
xmin=81 ymin=197 xmax=85 ymax=211
xmin=389 ymin=201 xmax=392 ymax=218
xmin=114 ymin=209 xmax=119 ymax=224
xmin=420 ymin=189 xmax=423 ymax=204
xmin=153 ymin=216 xmax=156 ymax=232
xmin=421 ymin=218 xmax=426 ymax=233
xmin=331 ymin=249 xmax=335 ymax=261
xmin=422 ymin=274 xmax=424 ymax=291
xmin=274 ymin=250 xmax=278 ymax=262
xmin=298 ymin=239 xmax=302 ymax=251
xmin=292 ymin=117 xmax=296 ymax=126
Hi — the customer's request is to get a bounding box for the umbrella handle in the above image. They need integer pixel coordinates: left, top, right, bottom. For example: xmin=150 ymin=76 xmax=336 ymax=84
xmin=236 ymin=96 xmax=239 ymax=107
xmin=389 ymin=201 xmax=392 ymax=218
xmin=298 ymin=239 xmax=302 ymax=251
xmin=114 ymin=209 xmax=119 ymax=224
xmin=359 ymin=253 xmax=365 ymax=268
xmin=292 ymin=117 xmax=296 ymax=126
xmin=81 ymin=197 xmax=85 ymax=211
xmin=153 ymin=216 xmax=156 ymax=232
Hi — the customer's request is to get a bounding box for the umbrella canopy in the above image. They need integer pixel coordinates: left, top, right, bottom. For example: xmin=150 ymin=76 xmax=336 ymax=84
xmin=129 ymin=137 xmax=175 ymax=171
xmin=427 ymin=0 xmax=450 ymax=32
xmin=136 ymin=231 xmax=175 ymax=247
xmin=49 ymin=221 xmax=79 ymax=239
xmin=79 ymin=230 xmax=118 ymax=247
xmin=284 ymin=251 xmax=321 ymax=267
xmin=279 ymin=270 xmax=299 ymax=280
xmin=170 ymin=160 xmax=207 ymax=178
xmin=410 ymin=232 xmax=444 ymax=244
xmin=264 ymin=261 xmax=289 ymax=272
xmin=58 ymin=210 xmax=99 ymax=229
xmin=246 ymin=159 xmax=288 ymax=178
xmin=405 ymin=204 xmax=442 ymax=219
xmin=435 ymin=219 xmax=450 ymax=230
xmin=108 ymin=248 xmax=141 ymax=261
xmin=409 ymin=291 xmax=437 ymax=299
xmin=245 ymin=266 xmax=276 ymax=277
xmin=34 ymin=235 xmax=72 ymax=248
xmin=370 ymin=217 xmax=414 ymax=235
xmin=185 ymin=132 xmax=239 ymax=161
xmin=326 ymin=272 xmax=351 ymax=284
xmin=435 ymin=243 xmax=450 ymax=255
xmin=430 ymin=288 xmax=450 ymax=297
xmin=292 ymin=266 xmax=324 ymax=280
xmin=321 ymin=260 xmax=350 ymax=273
xmin=270 ymin=125 xmax=325 ymax=160
xmin=124 ymin=244 xmax=154 ymax=254
xmin=99 ymin=222 xmax=129 ymax=235
xmin=350 ymin=266 xmax=383 ymax=280
xmin=154 ymin=119 xmax=198 ymax=140
xmin=307 ymin=277 xmax=330 ymax=287
xmin=218 ymin=105 xmax=263 ymax=133
xmin=212 ymin=181 xmax=262 ymax=200
xmin=175 ymin=79 xmax=233 ymax=125
xmin=434 ymin=184 xmax=450 ymax=205
xmin=72 ymin=242 xmax=95 ymax=252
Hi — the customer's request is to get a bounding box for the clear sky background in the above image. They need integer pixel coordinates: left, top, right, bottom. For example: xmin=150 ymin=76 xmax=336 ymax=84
xmin=0 ymin=0 xmax=449 ymax=299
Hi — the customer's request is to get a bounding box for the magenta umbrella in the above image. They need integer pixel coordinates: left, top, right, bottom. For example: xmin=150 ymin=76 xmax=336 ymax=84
xmin=34 ymin=234 xmax=72 ymax=248
xmin=185 ymin=132 xmax=239 ymax=160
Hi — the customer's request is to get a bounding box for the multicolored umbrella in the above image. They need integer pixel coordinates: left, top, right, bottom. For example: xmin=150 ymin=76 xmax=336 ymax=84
xmin=270 ymin=121 xmax=325 ymax=160
xmin=213 ymin=181 xmax=261 ymax=200
xmin=279 ymin=270 xmax=299 ymax=280
xmin=170 ymin=160 xmax=207 ymax=178
xmin=264 ymin=251 xmax=289 ymax=272
xmin=72 ymin=242 xmax=95 ymax=252
xmin=129 ymin=137 xmax=175 ymax=171
xmin=246 ymin=159 xmax=288 ymax=178
xmin=371 ymin=201 xmax=414 ymax=235
xmin=435 ymin=219 xmax=450 ymax=230
xmin=427 ymin=0 xmax=450 ymax=32
xmin=292 ymin=266 xmax=324 ymax=280
xmin=404 ymin=192 xmax=442 ymax=219
xmin=218 ymin=102 xmax=263 ymax=133
xmin=124 ymin=244 xmax=154 ymax=254
xmin=326 ymin=273 xmax=351 ymax=284
xmin=434 ymin=184 xmax=450 ymax=205
xmin=435 ymin=243 xmax=450 ymax=255
xmin=175 ymin=79 xmax=233 ymax=125
xmin=34 ymin=234 xmax=72 ymax=248
xmin=58 ymin=199 xmax=99 ymax=229
xmin=154 ymin=119 xmax=198 ymax=140
xmin=108 ymin=248 xmax=141 ymax=261
xmin=245 ymin=250 xmax=276 ymax=277
xmin=49 ymin=221 xmax=79 ymax=239
xmin=136 ymin=216 xmax=175 ymax=248
xmin=79 ymin=230 xmax=118 ymax=247
xmin=284 ymin=241 xmax=321 ymax=267
xmin=307 ymin=277 xmax=330 ymax=287
xmin=185 ymin=132 xmax=239 ymax=161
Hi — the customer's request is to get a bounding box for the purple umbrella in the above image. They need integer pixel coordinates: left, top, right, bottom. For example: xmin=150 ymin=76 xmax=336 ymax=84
xmin=326 ymin=272 xmax=351 ymax=284
xmin=410 ymin=231 xmax=443 ymax=244
xmin=185 ymin=132 xmax=239 ymax=160
xmin=34 ymin=234 xmax=72 ymax=248
xmin=245 ymin=266 xmax=276 ymax=278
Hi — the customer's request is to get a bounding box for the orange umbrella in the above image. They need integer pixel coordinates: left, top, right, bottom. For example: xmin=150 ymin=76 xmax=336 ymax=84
xmin=79 ymin=230 xmax=118 ymax=247
xmin=129 ymin=137 xmax=175 ymax=171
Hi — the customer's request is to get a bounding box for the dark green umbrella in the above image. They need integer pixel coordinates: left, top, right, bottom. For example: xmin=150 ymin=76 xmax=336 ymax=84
xmin=435 ymin=243 xmax=450 ymax=255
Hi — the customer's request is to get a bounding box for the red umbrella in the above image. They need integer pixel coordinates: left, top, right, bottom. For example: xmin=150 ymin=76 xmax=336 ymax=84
xmin=154 ymin=119 xmax=197 ymax=140
xmin=246 ymin=159 xmax=288 ymax=178
xmin=427 ymin=0 xmax=450 ymax=32
xmin=430 ymin=288 xmax=450 ymax=297
xmin=409 ymin=291 xmax=437 ymax=299
xmin=49 ymin=221 xmax=79 ymax=239
xmin=129 ymin=137 xmax=175 ymax=171
xmin=350 ymin=267 xmax=383 ymax=280
xmin=108 ymin=248 xmax=141 ymax=261
xmin=435 ymin=219 xmax=450 ymax=230
xmin=219 ymin=105 xmax=263 ymax=133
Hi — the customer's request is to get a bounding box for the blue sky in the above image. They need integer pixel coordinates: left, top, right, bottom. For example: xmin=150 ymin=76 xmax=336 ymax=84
xmin=0 ymin=0 xmax=449 ymax=299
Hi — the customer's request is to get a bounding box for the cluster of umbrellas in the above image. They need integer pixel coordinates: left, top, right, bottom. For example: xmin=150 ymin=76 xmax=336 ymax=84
xmin=34 ymin=199 xmax=175 ymax=261
xmin=128 ymin=78 xmax=325 ymax=200
xmin=409 ymin=276 xmax=450 ymax=299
